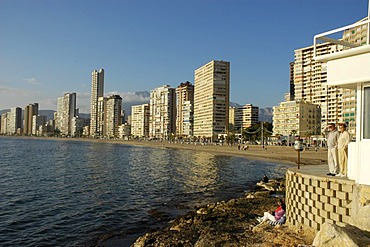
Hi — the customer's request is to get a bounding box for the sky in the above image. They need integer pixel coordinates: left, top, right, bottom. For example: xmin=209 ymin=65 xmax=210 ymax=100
xmin=0 ymin=0 xmax=368 ymax=113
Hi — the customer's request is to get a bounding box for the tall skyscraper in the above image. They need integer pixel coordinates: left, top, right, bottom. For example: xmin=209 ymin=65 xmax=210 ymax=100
xmin=106 ymin=95 xmax=122 ymax=138
xmin=176 ymin=81 xmax=194 ymax=137
xmin=24 ymin=103 xmax=39 ymax=135
xmin=131 ymin=104 xmax=150 ymax=138
xmin=149 ymin=85 xmax=176 ymax=139
xmin=8 ymin=107 xmax=22 ymax=134
xmin=193 ymin=60 xmax=230 ymax=141
xmin=294 ymin=43 xmax=343 ymax=132
xmin=90 ymin=69 xmax=104 ymax=137
xmin=56 ymin=93 xmax=77 ymax=136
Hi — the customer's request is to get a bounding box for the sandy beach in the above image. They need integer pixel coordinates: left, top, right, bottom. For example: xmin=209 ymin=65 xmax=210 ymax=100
xmin=1 ymin=136 xmax=328 ymax=167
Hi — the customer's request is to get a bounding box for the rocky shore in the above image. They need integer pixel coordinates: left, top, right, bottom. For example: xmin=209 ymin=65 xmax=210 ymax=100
xmin=132 ymin=179 xmax=316 ymax=247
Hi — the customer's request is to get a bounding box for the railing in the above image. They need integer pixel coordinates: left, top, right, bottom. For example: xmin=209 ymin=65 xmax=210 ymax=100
xmin=313 ymin=17 xmax=370 ymax=61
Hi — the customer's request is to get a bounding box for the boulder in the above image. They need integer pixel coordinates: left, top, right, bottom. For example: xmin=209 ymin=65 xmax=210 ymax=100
xmin=312 ymin=222 xmax=370 ymax=247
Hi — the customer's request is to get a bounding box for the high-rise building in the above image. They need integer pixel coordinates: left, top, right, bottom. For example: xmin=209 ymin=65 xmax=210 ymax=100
xmin=149 ymin=85 xmax=176 ymax=139
xmin=193 ymin=60 xmax=230 ymax=141
xmin=289 ymin=62 xmax=295 ymax=101
xmin=131 ymin=104 xmax=150 ymax=138
xmin=24 ymin=103 xmax=38 ymax=135
xmin=1 ymin=112 xmax=8 ymax=134
xmin=294 ymin=43 xmax=343 ymax=132
xmin=241 ymin=104 xmax=259 ymax=128
xmin=106 ymin=95 xmax=122 ymax=138
xmin=90 ymin=69 xmax=104 ymax=137
xmin=8 ymin=107 xmax=22 ymax=134
xmin=97 ymin=96 xmax=107 ymax=137
xmin=56 ymin=93 xmax=77 ymax=136
xmin=340 ymin=17 xmax=368 ymax=136
xmin=273 ymin=100 xmax=321 ymax=137
xmin=176 ymin=81 xmax=194 ymax=137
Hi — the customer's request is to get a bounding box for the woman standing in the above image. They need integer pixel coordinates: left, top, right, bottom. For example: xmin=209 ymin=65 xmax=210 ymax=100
xmin=337 ymin=123 xmax=351 ymax=178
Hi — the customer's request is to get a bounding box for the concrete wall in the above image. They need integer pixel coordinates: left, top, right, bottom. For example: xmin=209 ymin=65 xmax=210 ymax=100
xmin=286 ymin=169 xmax=370 ymax=232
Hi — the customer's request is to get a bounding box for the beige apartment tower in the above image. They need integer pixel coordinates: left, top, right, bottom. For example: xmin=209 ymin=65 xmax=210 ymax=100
xmin=90 ymin=69 xmax=104 ymax=137
xmin=273 ymin=100 xmax=321 ymax=137
xmin=176 ymin=81 xmax=194 ymax=137
xmin=193 ymin=60 xmax=230 ymax=141
xmin=131 ymin=104 xmax=150 ymax=138
xmin=24 ymin=103 xmax=39 ymax=135
xmin=294 ymin=43 xmax=343 ymax=132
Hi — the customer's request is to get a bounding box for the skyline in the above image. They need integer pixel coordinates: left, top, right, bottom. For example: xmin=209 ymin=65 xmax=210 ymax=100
xmin=0 ymin=0 xmax=368 ymax=113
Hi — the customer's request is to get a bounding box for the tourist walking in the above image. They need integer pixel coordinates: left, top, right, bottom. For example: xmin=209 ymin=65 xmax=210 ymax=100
xmin=326 ymin=123 xmax=339 ymax=176
xmin=337 ymin=123 xmax=351 ymax=177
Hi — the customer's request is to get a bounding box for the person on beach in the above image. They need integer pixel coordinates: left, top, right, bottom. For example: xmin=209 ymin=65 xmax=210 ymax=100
xmin=337 ymin=123 xmax=351 ymax=178
xmin=326 ymin=123 xmax=339 ymax=176
xmin=256 ymin=198 xmax=285 ymax=225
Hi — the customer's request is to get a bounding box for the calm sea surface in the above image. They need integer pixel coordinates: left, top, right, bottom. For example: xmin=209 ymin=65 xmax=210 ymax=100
xmin=0 ymin=137 xmax=291 ymax=246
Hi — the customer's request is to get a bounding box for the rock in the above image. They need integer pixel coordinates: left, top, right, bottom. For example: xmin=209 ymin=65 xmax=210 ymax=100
xmin=312 ymin=222 xmax=370 ymax=247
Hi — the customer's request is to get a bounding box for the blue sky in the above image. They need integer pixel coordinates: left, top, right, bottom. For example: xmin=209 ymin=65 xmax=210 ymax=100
xmin=0 ymin=0 xmax=368 ymax=113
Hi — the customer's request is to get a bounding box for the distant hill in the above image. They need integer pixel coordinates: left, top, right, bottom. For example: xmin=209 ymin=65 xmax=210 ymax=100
xmin=259 ymin=107 xmax=273 ymax=123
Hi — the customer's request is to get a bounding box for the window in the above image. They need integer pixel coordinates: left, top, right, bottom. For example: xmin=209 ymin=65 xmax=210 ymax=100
xmin=364 ymin=87 xmax=370 ymax=139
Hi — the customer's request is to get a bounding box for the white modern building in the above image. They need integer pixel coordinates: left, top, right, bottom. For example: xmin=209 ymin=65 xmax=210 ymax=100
xmin=90 ymin=69 xmax=104 ymax=137
xmin=131 ymin=104 xmax=150 ymax=138
xmin=149 ymin=85 xmax=176 ymax=139
xmin=193 ymin=60 xmax=230 ymax=141
xmin=56 ymin=93 xmax=77 ymax=136
xmin=314 ymin=16 xmax=370 ymax=186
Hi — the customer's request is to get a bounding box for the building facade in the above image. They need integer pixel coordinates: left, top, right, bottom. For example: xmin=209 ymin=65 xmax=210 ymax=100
xmin=273 ymin=100 xmax=321 ymax=137
xmin=176 ymin=81 xmax=194 ymax=138
xmin=90 ymin=69 xmax=104 ymax=137
xmin=131 ymin=104 xmax=150 ymax=138
xmin=242 ymin=104 xmax=259 ymax=128
xmin=294 ymin=43 xmax=343 ymax=133
xmin=193 ymin=60 xmax=230 ymax=141
xmin=149 ymin=85 xmax=176 ymax=139
xmin=24 ymin=103 xmax=39 ymax=135
xmin=56 ymin=93 xmax=77 ymax=136
xmin=106 ymin=95 xmax=122 ymax=138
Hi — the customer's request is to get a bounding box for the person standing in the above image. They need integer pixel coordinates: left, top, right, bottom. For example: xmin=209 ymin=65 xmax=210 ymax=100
xmin=326 ymin=123 xmax=340 ymax=176
xmin=337 ymin=123 xmax=351 ymax=177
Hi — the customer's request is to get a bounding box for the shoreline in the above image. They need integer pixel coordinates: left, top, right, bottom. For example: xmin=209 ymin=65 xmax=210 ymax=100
xmin=1 ymin=135 xmax=327 ymax=167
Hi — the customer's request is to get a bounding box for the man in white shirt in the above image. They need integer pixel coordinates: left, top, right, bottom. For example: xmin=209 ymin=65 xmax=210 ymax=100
xmin=326 ymin=123 xmax=339 ymax=176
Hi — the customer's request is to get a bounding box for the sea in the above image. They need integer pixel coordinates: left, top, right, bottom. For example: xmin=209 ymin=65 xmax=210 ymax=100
xmin=0 ymin=137 xmax=291 ymax=246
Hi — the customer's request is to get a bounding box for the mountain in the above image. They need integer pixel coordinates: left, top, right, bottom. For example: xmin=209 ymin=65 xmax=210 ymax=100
xmin=259 ymin=107 xmax=273 ymax=123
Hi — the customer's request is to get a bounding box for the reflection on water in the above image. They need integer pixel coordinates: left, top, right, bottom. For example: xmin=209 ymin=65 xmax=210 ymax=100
xmin=0 ymin=137 xmax=291 ymax=246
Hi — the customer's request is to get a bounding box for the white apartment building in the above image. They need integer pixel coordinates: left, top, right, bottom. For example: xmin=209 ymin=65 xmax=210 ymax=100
xmin=149 ymin=85 xmax=176 ymax=139
xmin=294 ymin=43 xmax=343 ymax=133
xmin=32 ymin=115 xmax=46 ymax=136
xmin=90 ymin=69 xmax=104 ymax=137
xmin=131 ymin=104 xmax=150 ymax=138
xmin=56 ymin=93 xmax=77 ymax=136
xmin=229 ymin=106 xmax=242 ymax=132
xmin=1 ymin=112 xmax=8 ymax=134
xmin=97 ymin=96 xmax=107 ymax=137
xmin=106 ymin=95 xmax=122 ymax=138
xmin=273 ymin=100 xmax=321 ymax=137
xmin=193 ymin=60 xmax=230 ymax=141
xmin=176 ymin=81 xmax=194 ymax=137
xmin=3 ymin=107 xmax=22 ymax=135
xmin=242 ymin=104 xmax=259 ymax=128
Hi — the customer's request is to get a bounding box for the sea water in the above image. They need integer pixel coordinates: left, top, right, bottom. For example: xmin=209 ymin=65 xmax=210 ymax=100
xmin=0 ymin=137 xmax=290 ymax=246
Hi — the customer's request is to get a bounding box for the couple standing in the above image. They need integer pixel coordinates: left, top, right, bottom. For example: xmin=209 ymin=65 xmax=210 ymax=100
xmin=327 ymin=123 xmax=351 ymax=178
